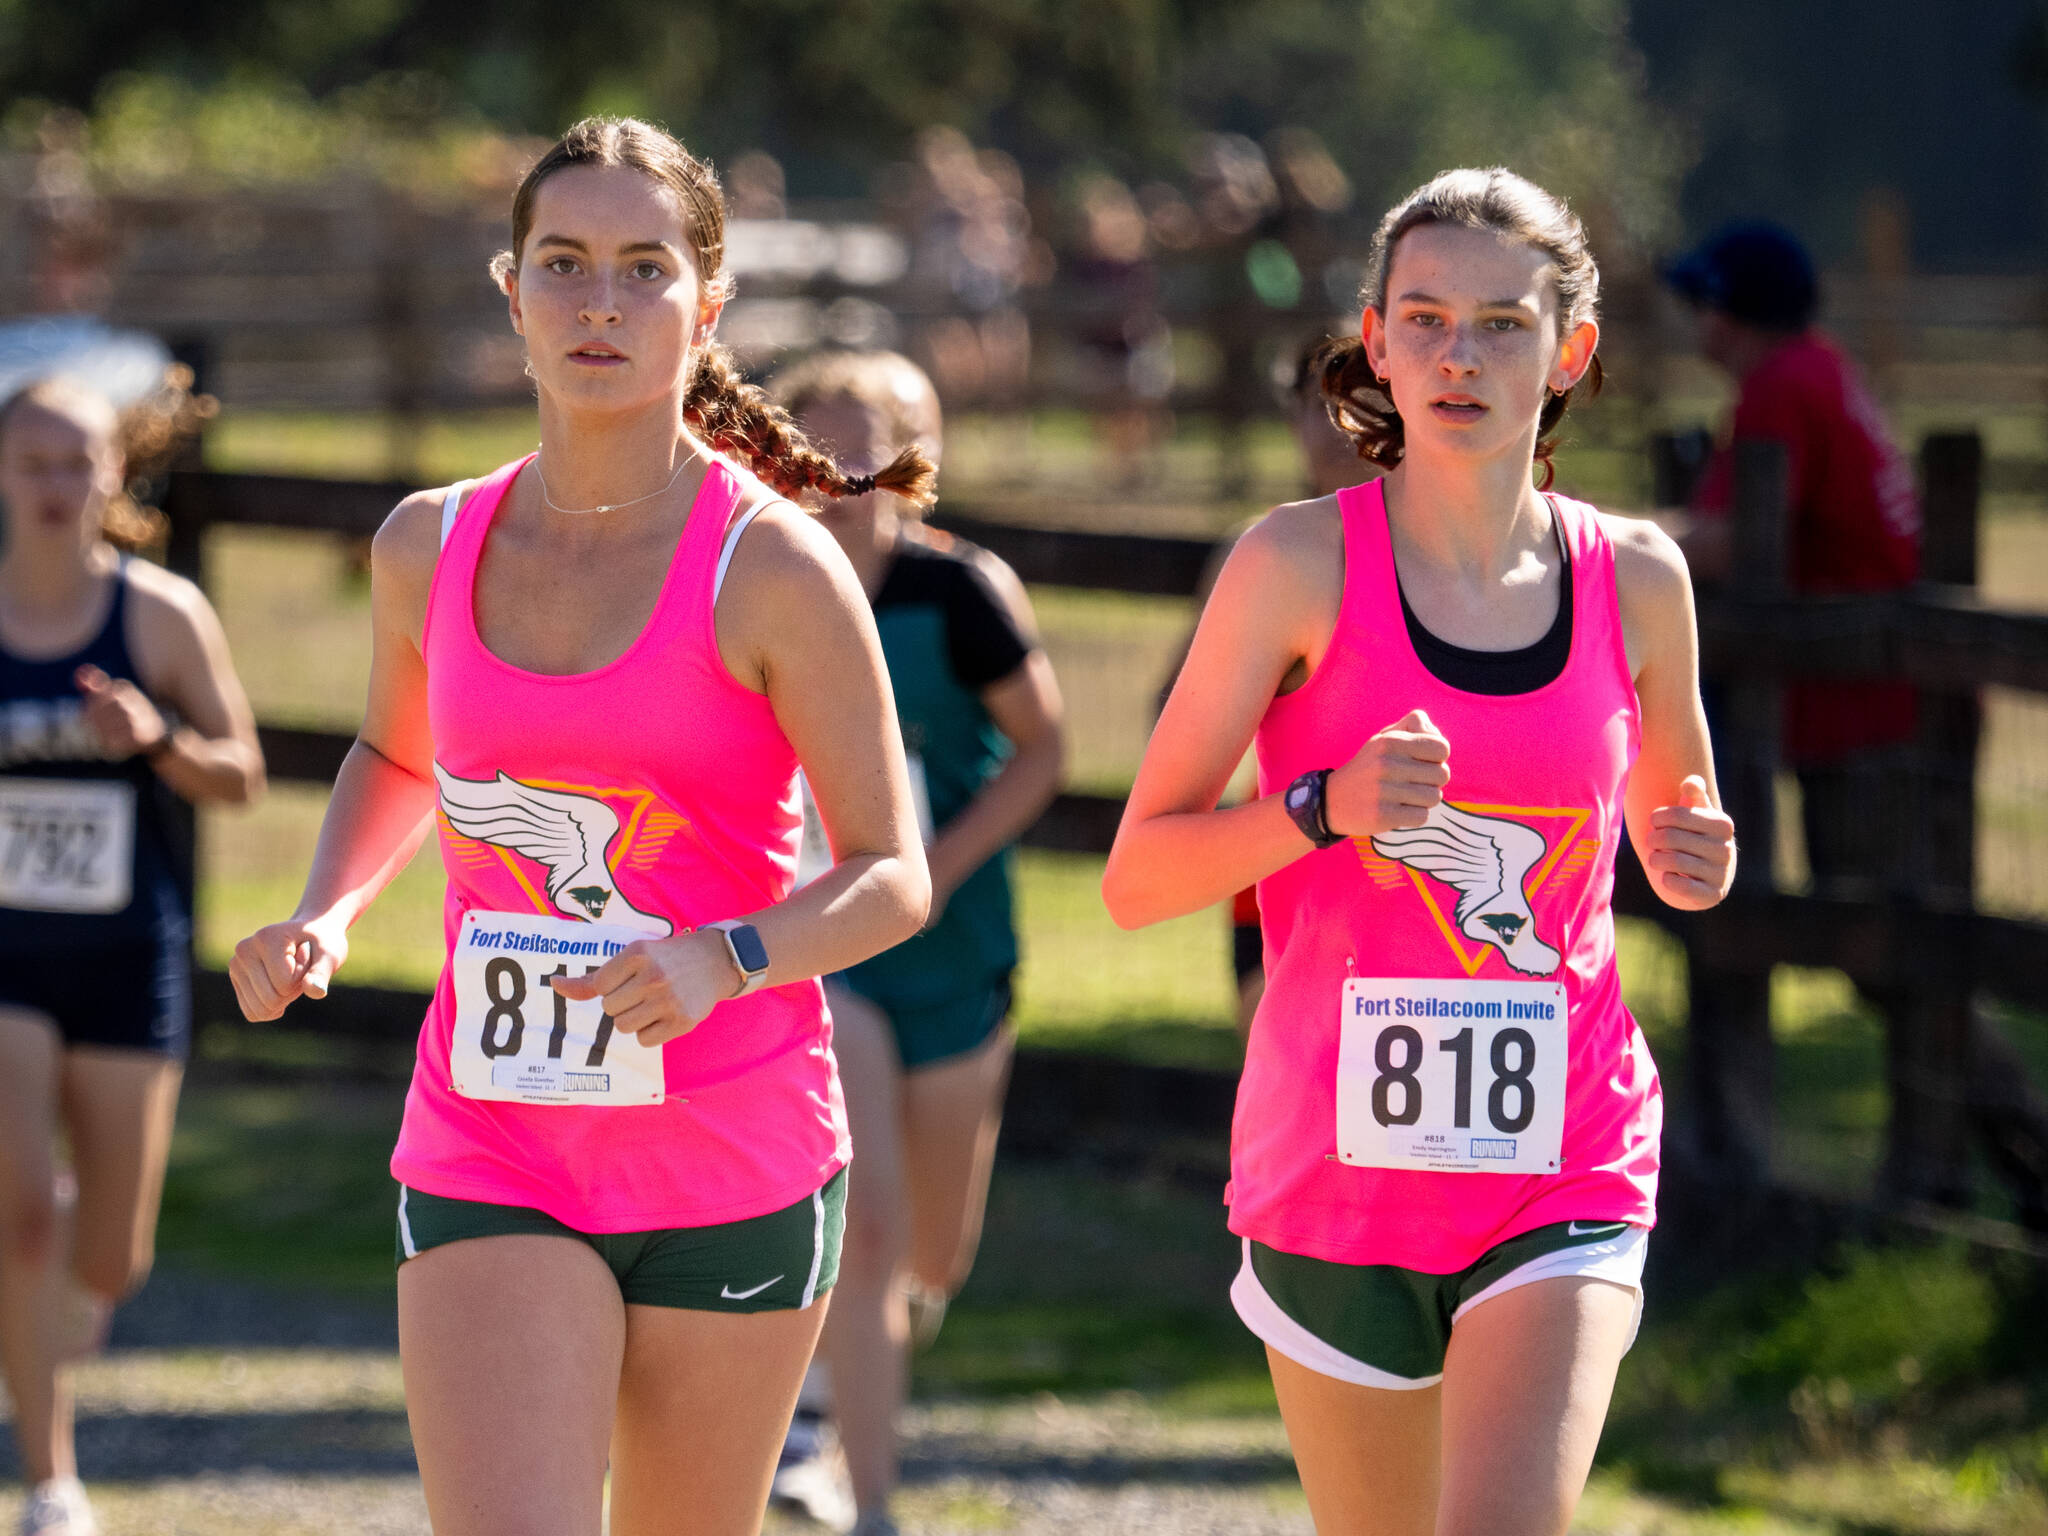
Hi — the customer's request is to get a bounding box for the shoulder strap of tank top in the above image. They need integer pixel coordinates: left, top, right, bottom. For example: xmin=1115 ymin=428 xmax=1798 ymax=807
xmin=440 ymin=480 xmax=473 ymax=551
xmin=712 ymin=497 xmax=792 ymax=602
xmin=104 ymin=553 xmax=132 ymax=635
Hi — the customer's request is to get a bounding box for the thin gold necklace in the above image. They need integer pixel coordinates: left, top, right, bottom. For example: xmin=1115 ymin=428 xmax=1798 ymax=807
xmin=534 ymin=449 xmax=693 ymax=516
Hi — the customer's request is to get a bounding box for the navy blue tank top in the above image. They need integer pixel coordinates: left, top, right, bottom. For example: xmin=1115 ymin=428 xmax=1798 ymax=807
xmin=0 ymin=561 xmax=189 ymax=947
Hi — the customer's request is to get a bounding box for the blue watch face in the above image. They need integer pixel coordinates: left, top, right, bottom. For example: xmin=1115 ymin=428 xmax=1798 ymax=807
xmin=1288 ymin=783 xmax=1312 ymax=808
xmin=728 ymin=923 xmax=769 ymax=975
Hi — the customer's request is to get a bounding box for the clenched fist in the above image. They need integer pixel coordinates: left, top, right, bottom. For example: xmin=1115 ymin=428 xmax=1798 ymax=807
xmin=75 ymin=664 xmax=167 ymax=760
xmin=1646 ymin=775 xmax=1736 ymax=909
xmin=1325 ymin=709 xmax=1452 ymax=838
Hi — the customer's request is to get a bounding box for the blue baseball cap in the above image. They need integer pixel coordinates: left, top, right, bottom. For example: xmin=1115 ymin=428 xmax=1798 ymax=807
xmin=1662 ymin=222 xmax=1818 ymax=330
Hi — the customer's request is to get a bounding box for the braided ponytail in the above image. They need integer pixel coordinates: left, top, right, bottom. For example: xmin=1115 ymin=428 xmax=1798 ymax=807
xmin=501 ymin=117 xmax=935 ymax=508
xmin=685 ymin=341 xmax=934 ymax=507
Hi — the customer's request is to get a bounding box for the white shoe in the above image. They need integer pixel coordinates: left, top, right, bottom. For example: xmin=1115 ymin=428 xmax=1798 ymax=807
xmin=20 ymin=1478 xmax=97 ymax=1536
xmin=769 ymin=1409 xmax=856 ymax=1530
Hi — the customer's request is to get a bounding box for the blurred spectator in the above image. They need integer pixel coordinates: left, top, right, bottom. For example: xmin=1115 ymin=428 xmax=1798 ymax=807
xmin=1184 ymin=133 xmax=1283 ymax=494
xmin=1261 ymin=126 xmax=1352 ymax=311
xmin=726 ymin=150 xmax=789 ymax=220
xmin=1663 ymin=221 xmax=1920 ymax=888
xmin=1065 ymin=173 xmax=1173 ymax=486
xmin=1 ymin=112 xmax=181 ymax=435
xmin=25 ymin=110 xmax=115 ymax=317
xmin=890 ymin=128 xmax=1037 ymax=409
xmin=1665 ymin=224 xmax=2048 ymax=1219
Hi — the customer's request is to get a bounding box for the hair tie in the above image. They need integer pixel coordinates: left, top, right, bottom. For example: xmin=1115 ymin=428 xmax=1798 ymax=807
xmin=847 ymin=473 xmax=878 ymax=496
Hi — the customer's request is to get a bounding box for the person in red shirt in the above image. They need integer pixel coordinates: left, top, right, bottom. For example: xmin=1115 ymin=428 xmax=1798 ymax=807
xmin=1663 ymin=227 xmax=2048 ymax=1226
xmin=1665 ymin=222 xmax=1920 ymax=889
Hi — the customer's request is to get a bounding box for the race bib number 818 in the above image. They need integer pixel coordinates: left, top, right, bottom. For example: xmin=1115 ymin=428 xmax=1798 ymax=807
xmin=449 ymin=911 xmax=666 ymax=1107
xmin=1335 ymin=976 xmax=1567 ymax=1175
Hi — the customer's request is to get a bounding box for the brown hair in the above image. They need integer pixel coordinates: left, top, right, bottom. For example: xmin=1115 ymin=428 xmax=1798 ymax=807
xmin=0 ymin=368 xmax=215 ymax=552
xmin=494 ymin=118 xmax=935 ymax=508
xmin=769 ymin=350 xmax=943 ymax=511
xmin=1316 ymin=167 xmax=1603 ymax=491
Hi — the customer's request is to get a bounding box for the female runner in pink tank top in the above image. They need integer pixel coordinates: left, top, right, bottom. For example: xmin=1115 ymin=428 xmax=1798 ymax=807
xmin=228 ymin=118 xmax=934 ymax=1536
xmin=1106 ymin=169 xmax=1736 ymax=1535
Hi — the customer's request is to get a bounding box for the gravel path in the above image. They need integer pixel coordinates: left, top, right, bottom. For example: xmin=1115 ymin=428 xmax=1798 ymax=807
xmin=0 ymin=1268 xmax=1312 ymax=1536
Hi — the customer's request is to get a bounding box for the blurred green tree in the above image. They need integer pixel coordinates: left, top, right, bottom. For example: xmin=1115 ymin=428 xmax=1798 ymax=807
xmin=0 ymin=0 xmax=1679 ymax=236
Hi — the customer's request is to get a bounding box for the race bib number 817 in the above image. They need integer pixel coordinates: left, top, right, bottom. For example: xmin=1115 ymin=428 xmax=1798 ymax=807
xmin=1335 ymin=976 xmax=1567 ymax=1174
xmin=449 ymin=911 xmax=665 ymax=1107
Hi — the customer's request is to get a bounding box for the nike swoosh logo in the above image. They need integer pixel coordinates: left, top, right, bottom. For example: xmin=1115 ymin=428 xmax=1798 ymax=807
xmin=720 ymin=1275 xmax=784 ymax=1300
xmin=1567 ymin=1222 xmax=1628 ymax=1239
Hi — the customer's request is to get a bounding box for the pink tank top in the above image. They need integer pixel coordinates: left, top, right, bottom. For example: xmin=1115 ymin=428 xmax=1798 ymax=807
xmin=389 ymin=454 xmax=850 ymax=1230
xmin=1231 ymin=479 xmax=1659 ymax=1270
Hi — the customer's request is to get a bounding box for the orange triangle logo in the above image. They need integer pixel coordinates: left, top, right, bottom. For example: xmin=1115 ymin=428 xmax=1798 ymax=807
xmin=1355 ymin=802 xmax=1591 ymax=977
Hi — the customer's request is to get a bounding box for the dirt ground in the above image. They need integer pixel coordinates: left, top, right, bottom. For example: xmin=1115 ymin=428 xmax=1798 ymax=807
xmin=0 ymin=1267 xmax=1311 ymax=1536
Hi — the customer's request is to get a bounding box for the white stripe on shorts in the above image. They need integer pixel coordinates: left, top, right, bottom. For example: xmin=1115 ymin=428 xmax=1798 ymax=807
xmin=799 ymin=1186 xmax=827 ymax=1309
xmin=1231 ymin=1244 xmax=1438 ymax=1390
xmin=1452 ymin=1223 xmax=1648 ymax=1338
xmin=397 ymin=1186 xmax=418 ymax=1260
xmin=1230 ymin=1226 xmax=1650 ymax=1390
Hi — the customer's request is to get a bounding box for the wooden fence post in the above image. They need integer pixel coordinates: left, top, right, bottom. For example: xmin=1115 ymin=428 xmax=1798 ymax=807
xmin=1683 ymin=438 xmax=1786 ymax=1188
xmin=1881 ymin=433 xmax=1983 ymax=1207
xmin=377 ymin=190 xmax=428 ymax=483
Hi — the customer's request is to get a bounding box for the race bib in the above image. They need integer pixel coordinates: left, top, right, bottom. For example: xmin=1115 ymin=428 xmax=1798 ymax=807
xmin=1335 ymin=976 xmax=1567 ymax=1174
xmin=0 ymin=778 xmax=135 ymax=914
xmin=449 ymin=911 xmax=666 ymax=1107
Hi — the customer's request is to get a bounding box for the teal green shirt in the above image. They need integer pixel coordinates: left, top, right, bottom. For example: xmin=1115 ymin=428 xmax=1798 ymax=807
xmin=840 ymin=530 xmax=1032 ymax=1009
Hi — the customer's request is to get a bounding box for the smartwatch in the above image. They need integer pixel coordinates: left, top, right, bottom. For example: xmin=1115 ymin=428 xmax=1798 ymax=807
xmin=1284 ymin=768 xmax=1345 ymax=850
xmin=705 ymin=920 xmax=771 ymax=997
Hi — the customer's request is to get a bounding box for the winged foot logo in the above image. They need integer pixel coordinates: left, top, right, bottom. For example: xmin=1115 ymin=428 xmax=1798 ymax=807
xmin=434 ymin=763 xmax=674 ymax=936
xmin=1370 ymin=802 xmax=1564 ymax=976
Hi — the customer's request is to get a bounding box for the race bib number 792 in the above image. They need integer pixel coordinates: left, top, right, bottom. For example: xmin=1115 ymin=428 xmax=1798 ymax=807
xmin=0 ymin=778 xmax=135 ymax=914
xmin=449 ymin=911 xmax=666 ymax=1107
xmin=1335 ymin=977 xmax=1567 ymax=1175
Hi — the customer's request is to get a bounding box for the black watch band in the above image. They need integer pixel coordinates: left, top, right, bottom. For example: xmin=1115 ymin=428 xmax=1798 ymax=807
xmin=1284 ymin=768 xmax=1345 ymax=850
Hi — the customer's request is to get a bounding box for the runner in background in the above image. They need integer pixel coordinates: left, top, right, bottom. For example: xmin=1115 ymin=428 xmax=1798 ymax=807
xmin=1159 ymin=335 xmax=1375 ymax=1035
xmin=229 ymin=118 xmax=934 ymax=1536
xmin=1107 ymin=169 xmax=1735 ymax=1534
xmin=771 ymin=350 xmax=1065 ymax=1536
xmin=0 ymin=374 xmax=264 ymax=1536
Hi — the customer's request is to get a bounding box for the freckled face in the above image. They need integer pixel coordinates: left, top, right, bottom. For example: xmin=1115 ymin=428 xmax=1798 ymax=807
xmin=507 ymin=163 xmax=716 ymax=414
xmin=1364 ymin=222 xmax=1589 ymax=463
xmin=0 ymin=399 xmax=121 ymax=547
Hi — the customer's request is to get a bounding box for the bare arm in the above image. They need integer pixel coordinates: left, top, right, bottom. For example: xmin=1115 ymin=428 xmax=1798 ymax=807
xmin=230 ymin=490 xmax=446 ymax=1017
xmin=734 ymin=504 xmax=933 ymax=978
xmin=1608 ymin=514 xmax=1737 ymax=909
xmin=924 ymin=557 xmax=1065 ymax=922
xmin=82 ymin=564 xmax=264 ymax=805
xmin=1103 ymin=499 xmax=1451 ymax=929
